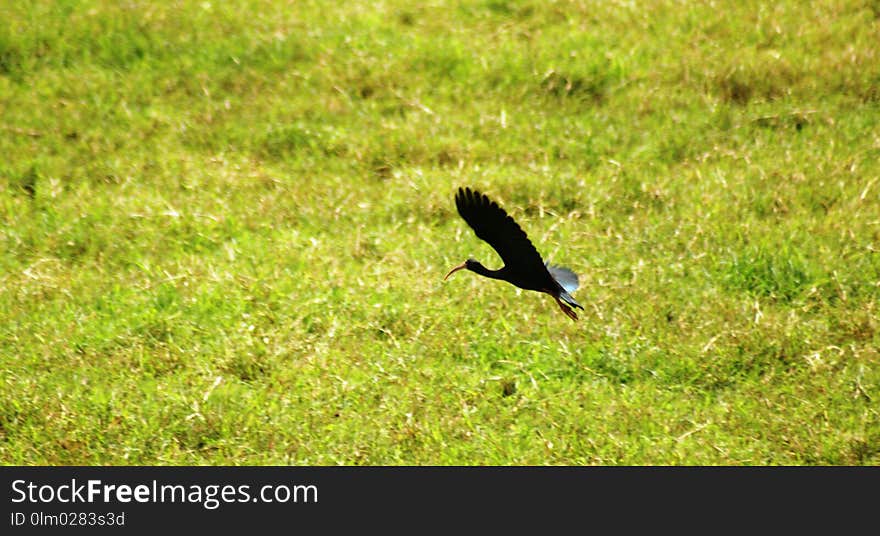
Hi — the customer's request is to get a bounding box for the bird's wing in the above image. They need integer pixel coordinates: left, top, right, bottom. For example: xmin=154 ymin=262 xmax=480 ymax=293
xmin=455 ymin=187 xmax=546 ymax=270
xmin=546 ymin=263 xmax=579 ymax=293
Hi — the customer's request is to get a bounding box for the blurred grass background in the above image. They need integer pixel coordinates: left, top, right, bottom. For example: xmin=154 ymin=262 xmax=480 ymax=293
xmin=1 ymin=0 xmax=878 ymax=464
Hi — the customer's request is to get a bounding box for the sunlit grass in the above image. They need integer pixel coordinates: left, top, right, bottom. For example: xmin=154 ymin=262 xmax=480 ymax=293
xmin=1 ymin=0 xmax=878 ymax=465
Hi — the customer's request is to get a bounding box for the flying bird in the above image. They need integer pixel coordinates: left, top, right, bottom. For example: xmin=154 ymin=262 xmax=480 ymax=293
xmin=444 ymin=187 xmax=584 ymax=321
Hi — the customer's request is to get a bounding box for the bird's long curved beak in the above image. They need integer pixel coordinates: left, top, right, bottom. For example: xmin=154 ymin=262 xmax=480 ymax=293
xmin=444 ymin=262 xmax=468 ymax=280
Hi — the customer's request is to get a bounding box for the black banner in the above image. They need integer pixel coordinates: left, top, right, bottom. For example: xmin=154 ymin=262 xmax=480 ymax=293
xmin=1 ymin=466 xmax=875 ymax=532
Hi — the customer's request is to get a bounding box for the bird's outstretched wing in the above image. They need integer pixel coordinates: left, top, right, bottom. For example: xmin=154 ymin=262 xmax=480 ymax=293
xmin=455 ymin=187 xmax=546 ymax=271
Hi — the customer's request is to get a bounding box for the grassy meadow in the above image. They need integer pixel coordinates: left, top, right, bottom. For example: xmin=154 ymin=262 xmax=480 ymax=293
xmin=1 ymin=0 xmax=879 ymax=465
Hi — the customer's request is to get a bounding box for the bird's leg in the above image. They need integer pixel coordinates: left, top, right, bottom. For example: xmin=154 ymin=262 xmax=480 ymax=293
xmin=554 ymin=296 xmax=578 ymax=321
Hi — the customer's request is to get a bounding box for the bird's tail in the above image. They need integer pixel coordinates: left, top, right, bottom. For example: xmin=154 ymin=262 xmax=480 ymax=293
xmin=559 ymin=289 xmax=584 ymax=311
xmin=546 ymin=264 xmax=579 ymax=293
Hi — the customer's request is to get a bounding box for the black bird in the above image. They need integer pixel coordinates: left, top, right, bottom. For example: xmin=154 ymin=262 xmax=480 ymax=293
xmin=444 ymin=187 xmax=584 ymax=321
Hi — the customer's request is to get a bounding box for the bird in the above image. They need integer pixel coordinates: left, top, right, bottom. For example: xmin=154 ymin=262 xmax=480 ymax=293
xmin=444 ymin=186 xmax=584 ymax=321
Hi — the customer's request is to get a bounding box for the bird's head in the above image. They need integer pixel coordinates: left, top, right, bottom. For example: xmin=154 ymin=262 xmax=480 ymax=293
xmin=444 ymin=258 xmax=480 ymax=280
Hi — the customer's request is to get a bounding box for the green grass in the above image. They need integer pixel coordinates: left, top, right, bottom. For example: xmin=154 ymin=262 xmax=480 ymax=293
xmin=1 ymin=0 xmax=879 ymax=465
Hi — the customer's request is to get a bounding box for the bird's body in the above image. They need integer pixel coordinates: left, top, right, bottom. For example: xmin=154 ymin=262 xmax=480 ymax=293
xmin=445 ymin=187 xmax=584 ymax=321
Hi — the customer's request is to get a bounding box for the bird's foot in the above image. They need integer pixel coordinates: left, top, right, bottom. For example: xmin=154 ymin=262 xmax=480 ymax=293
xmin=555 ymin=297 xmax=579 ymax=321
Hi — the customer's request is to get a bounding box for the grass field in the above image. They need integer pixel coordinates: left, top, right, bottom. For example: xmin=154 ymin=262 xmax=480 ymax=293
xmin=1 ymin=0 xmax=879 ymax=465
